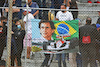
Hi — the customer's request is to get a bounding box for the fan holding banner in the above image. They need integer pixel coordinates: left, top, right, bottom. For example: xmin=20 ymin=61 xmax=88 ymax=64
xmin=55 ymin=3 xmax=79 ymax=67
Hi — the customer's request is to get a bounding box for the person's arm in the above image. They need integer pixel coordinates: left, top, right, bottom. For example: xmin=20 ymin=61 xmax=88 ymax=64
xmin=55 ymin=12 xmax=59 ymax=21
xmin=12 ymin=8 xmax=20 ymax=13
xmin=5 ymin=8 xmax=20 ymax=13
xmin=67 ymin=0 xmax=71 ymax=7
xmin=64 ymin=0 xmax=66 ymax=4
xmin=0 ymin=22 xmax=3 ymax=26
xmin=33 ymin=10 xmax=39 ymax=16
xmin=33 ymin=2 xmax=39 ymax=16
xmin=55 ymin=18 xmax=59 ymax=21
xmin=23 ymin=16 xmax=27 ymax=24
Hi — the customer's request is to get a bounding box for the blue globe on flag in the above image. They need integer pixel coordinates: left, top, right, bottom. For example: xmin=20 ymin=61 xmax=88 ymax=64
xmin=57 ymin=24 xmax=69 ymax=34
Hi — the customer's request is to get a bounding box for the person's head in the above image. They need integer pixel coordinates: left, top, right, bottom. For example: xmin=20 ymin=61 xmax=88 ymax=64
xmin=23 ymin=8 xmax=31 ymax=16
xmin=19 ymin=20 xmax=25 ymax=30
xmin=60 ymin=3 xmax=66 ymax=13
xmin=86 ymin=17 xmax=92 ymax=25
xmin=39 ymin=20 xmax=55 ymax=40
xmin=13 ymin=18 xmax=19 ymax=23
xmin=0 ymin=16 xmax=7 ymax=23
xmin=13 ymin=18 xmax=25 ymax=30
xmin=0 ymin=16 xmax=7 ymax=26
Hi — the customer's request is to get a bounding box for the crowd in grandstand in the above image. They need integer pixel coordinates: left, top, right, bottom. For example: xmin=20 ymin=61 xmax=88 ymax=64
xmin=0 ymin=0 xmax=100 ymax=67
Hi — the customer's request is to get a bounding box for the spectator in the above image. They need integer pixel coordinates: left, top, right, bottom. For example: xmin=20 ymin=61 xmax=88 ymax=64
xmin=10 ymin=18 xmax=19 ymax=66
xmin=33 ymin=20 xmax=55 ymax=67
xmin=95 ymin=23 xmax=100 ymax=66
xmin=79 ymin=17 xmax=98 ymax=67
xmin=95 ymin=12 xmax=100 ymax=65
xmin=55 ymin=3 xmax=73 ymax=21
xmin=0 ymin=16 xmax=7 ymax=26
xmin=11 ymin=19 xmax=25 ymax=67
xmin=23 ymin=0 xmax=39 ymax=19
xmin=55 ymin=3 xmax=75 ymax=67
xmin=23 ymin=8 xmax=34 ymax=59
xmin=68 ymin=0 xmax=79 ymax=19
xmin=0 ymin=16 xmax=7 ymax=60
xmin=0 ymin=26 xmax=5 ymax=60
xmin=5 ymin=0 xmax=20 ymax=19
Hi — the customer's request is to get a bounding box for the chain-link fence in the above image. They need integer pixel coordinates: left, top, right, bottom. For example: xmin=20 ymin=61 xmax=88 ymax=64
xmin=0 ymin=0 xmax=100 ymax=67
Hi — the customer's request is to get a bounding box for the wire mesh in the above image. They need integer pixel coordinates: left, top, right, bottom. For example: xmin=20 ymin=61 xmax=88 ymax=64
xmin=0 ymin=0 xmax=100 ymax=67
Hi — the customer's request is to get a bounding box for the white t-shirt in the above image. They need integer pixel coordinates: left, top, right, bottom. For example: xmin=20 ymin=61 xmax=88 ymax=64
xmin=56 ymin=11 xmax=73 ymax=21
xmin=23 ymin=13 xmax=34 ymax=33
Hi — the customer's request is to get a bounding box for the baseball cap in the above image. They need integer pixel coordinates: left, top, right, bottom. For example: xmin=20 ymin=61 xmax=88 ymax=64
xmin=23 ymin=7 xmax=31 ymax=12
xmin=23 ymin=9 xmax=31 ymax=12
xmin=96 ymin=23 xmax=100 ymax=28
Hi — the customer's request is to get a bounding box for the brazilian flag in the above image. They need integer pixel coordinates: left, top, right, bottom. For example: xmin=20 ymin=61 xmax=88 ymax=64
xmin=52 ymin=20 xmax=79 ymax=40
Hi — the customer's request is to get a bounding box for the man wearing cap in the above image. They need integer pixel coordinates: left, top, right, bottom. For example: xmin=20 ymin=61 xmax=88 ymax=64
xmin=79 ymin=17 xmax=98 ymax=67
xmin=23 ymin=8 xmax=34 ymax=59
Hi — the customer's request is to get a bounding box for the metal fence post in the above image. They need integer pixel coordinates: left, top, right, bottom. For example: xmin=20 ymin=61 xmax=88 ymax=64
xmin=6 ymin=0 xmax=13 ymax=67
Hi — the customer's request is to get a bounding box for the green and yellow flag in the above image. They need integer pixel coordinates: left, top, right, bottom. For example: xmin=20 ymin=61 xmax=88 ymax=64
xmin=52 ymin=20 xmax=79 ymax=40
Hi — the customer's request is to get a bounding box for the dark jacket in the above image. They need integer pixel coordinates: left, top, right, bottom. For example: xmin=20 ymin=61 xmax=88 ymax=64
xmin=79 ymin=24 xmax=98 ymax=45
xmin=14 ymin=29 xmax=25 ymax=56
xmin=0 ymin=24 xmax=7 ymax=47
xmin=11 ymin=25 xmax=25 ymax=56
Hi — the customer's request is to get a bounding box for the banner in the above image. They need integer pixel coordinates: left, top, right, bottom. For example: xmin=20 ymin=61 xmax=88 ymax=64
xmin=31 ymin=19 xmax=79 ymax=52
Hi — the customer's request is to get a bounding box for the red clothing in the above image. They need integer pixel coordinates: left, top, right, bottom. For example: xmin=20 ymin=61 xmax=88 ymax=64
xmin=88 ymin=1 xmax=92 ymax=3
